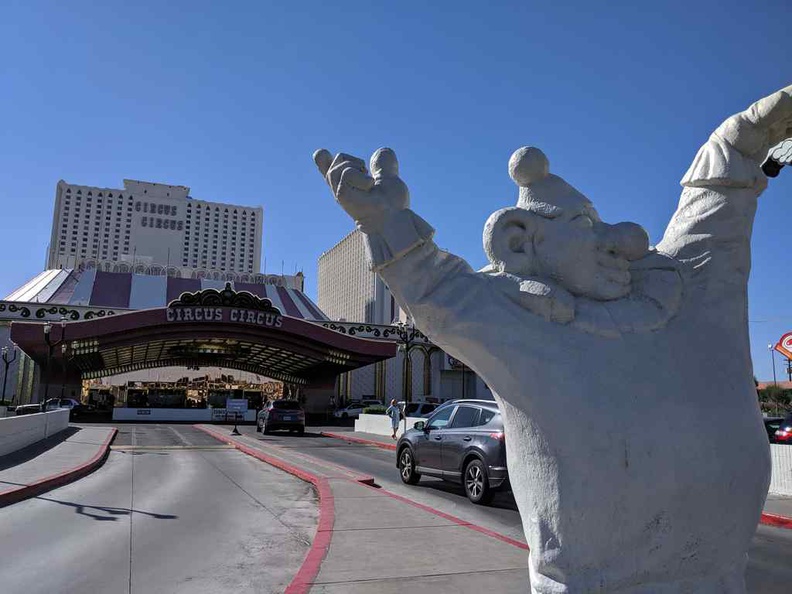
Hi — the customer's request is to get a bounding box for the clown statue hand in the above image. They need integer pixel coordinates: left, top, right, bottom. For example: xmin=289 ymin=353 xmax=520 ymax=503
xmin=314 ymin=147 xmax=410 ymax=233
xmin=314 ymin=147 xmax=434 ymax=264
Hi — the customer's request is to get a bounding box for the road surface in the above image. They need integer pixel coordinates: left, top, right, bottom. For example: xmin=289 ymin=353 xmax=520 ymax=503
xmin=0 ymin=424 xmax=317 ymax=594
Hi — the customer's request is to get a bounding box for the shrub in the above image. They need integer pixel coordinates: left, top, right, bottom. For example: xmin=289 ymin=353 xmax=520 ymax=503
xmin=363 ymin=405 xmax=387 ymax=415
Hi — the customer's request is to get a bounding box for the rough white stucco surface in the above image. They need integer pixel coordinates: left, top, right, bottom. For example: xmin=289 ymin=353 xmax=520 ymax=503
xmin=313 ymin=86 xmax=792 ymax=593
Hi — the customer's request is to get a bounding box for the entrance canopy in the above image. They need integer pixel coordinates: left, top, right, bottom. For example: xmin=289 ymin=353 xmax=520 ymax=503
xmin=10 ymin=284 xmax=395 ymax=387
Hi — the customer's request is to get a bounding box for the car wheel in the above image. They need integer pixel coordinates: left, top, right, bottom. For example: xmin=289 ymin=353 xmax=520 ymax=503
xmin=297 ymin=426 xmax=305 ymax=435
xmin=256 ymin=418 xmax=263 ymax=433
xmin=398 ymin=447 xmax=421 ymax=485
xmin=341 ymin=412 xmax=348 ymax=419
xmin=464 ymin=459 xmax=493 ymax=505
xmin=263 ymin=423 xmax=271 ymax=435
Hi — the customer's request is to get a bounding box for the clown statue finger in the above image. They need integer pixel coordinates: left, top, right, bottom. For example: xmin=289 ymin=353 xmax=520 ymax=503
xmin=314 ymin=84 xmax=792 ymax=593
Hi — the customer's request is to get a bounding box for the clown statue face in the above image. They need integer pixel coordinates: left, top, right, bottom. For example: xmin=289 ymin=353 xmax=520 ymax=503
xmin=484 ymin=147 xmax=650 ymax=302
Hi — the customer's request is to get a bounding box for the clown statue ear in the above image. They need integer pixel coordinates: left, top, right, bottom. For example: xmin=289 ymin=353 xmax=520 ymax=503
xmin=483 ymin=207 xmax=538 ymax=276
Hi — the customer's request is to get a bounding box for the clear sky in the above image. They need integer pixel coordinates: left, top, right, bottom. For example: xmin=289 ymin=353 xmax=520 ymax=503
xmin=1 ymin=0 xmax=790 ymax=381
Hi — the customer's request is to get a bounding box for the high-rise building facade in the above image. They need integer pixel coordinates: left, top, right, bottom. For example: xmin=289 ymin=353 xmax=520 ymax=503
xmin=317 ymin=229 xmax=399 ymax=325
xmin=317 ymin=229 xmax=491 ymax=404
xmin=47 ymin=179 xmax=263 ymax=277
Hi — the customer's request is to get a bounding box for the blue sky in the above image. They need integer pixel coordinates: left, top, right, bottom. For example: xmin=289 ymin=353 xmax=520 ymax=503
xmin=1 ymin=0 xmax=790 ymax=381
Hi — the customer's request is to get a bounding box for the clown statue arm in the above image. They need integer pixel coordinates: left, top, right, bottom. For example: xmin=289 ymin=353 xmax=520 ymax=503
xmin=312 ymin=148 xmax=521 ymax=368
xmin=657 ymin=85 xmax=792 ymax=310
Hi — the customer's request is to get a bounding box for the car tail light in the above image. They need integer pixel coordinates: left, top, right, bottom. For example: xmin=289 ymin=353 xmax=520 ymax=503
xmin=489 ymin=432 xmax=505 ymax=441
xmin=776 ymin=427 xmax=792 ymax=439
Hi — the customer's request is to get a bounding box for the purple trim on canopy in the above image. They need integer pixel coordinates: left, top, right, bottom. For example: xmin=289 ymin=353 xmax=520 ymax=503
xmin=234 ymin=283 xmax=269 ymax=298
xmin=90 ymin=271 xmax=132 ymax=308
xmin=48 ymin=270 xmax=80 ymax=304
xmin=292 ymin=289 xmax=327 ymax=321
xmin=275 ymin=286 xmax=301 ymax=317
xmin=166 ymin=277 xmax=201 ymax=304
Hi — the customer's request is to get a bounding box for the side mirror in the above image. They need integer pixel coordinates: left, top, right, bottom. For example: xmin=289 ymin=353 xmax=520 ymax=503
xmin=413 ymin=421 xmax=426 ymax=431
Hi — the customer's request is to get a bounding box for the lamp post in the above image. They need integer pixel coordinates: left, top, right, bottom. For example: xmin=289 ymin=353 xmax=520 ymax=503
xmin=393 ymin=319 xmax=420 ymax=435
xmin=768 ymin=344 xmax=778 ymax=387
xmin=42 ymin=318 xmax=66 ymax=410
xmin=2 ymin=344 xmax=17 ymax=404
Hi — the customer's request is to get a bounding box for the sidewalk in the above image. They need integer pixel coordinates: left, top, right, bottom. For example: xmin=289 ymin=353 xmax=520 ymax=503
xmin=320 ymin=429 xmax=792 ymax=530
xmin=0 ymin=424 xmax=116 ymax=507
xmin=197 ymin=424 xmax=530 ymax=594
xmin=319 ymin=428 xmax=397 ymax=451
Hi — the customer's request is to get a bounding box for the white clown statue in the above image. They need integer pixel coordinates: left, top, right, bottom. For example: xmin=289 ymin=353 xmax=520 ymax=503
xmin=314 ymin=85 xmax=792 ymax=593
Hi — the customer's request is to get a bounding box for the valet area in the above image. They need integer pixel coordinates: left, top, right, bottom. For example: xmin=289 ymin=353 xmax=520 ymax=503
xmin=0 ymin=268 xmax=401 ymax=421
xmin=0 ymin=254 xmax=496 ymax=422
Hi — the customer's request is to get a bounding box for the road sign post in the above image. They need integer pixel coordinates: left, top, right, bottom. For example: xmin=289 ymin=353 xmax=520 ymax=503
xmin=226 ymin=398 xmax=248 ymax=436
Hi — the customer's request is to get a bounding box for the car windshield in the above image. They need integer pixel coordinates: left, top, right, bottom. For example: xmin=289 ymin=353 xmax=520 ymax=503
xmin=273 ymin=400 xmax=301 ymax=410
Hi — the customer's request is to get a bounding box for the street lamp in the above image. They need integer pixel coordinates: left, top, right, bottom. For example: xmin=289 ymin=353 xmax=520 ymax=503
xmin=768 ymin=344 xmax=778 ymax=387
xmin=42 ymin=318 xmax=66 ymax=410
xmin=392 ymin=319 xmax=421 ymax=435
xmin=1 ymin=344 xmax=17 ymax=404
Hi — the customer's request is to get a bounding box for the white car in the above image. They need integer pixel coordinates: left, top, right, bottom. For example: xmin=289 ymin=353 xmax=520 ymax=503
xmin=333 ymin=400 xmax=382 ymax=419
xmin=400 ymin=401 xmax=439 ymax=418
xmin=44 ymin=398 xmax=84 ymax=418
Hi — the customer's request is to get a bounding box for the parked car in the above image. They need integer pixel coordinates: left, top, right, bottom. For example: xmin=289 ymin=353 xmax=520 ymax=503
xmin=773 ymin=414 xmax=792 ymax=444
xmin=396 ymin=399 xmax=508 ymax=504
xmin=764 ymin=416 xmax=785 ymax=442
xmin=399 ymin=401 xmax=439 ymax=418
xmin=333 ymin=399 xmax=382 ymax=419
xmin=45 ymin=398 xmax=84 ymax=419
xmin=257 ymin=399 xmax=305 ymax=434
xmin=15 ymin=404 xmax=42 ymax=416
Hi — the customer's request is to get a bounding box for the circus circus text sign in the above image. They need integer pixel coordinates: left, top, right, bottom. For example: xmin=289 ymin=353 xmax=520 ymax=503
xmin=165 ymin=306 xmax=282 ymax=328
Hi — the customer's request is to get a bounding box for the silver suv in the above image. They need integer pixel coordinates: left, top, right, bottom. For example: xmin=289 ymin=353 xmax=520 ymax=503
xmin=395 ymin=400 xmax=508 ymax=504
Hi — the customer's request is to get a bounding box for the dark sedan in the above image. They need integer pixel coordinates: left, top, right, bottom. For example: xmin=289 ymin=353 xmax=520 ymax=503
xmin=257 ymin=399 xmax=305 ymax=434
xmin=395 ymin=399 xmax=508 ymax=504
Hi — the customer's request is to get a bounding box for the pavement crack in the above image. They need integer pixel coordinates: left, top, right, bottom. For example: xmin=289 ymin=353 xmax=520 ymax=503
xmin=312 ymin=566 xmax=528 ymax=585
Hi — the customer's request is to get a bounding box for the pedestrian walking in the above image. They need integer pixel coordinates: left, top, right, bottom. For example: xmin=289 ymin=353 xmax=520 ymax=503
xmin=386 ymin=399 xmax=401 ymax=439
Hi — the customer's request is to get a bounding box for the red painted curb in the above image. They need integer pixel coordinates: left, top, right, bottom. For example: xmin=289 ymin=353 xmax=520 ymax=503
xmin=320 ymin=431 xmax=397 ymax=451
xmin=194 ymin=425 xmax=335 ymax=594
xmin=0 ymin=427 xmax=118 ymax=508
xmin=760 ymin=512 xmax=792 ymax=530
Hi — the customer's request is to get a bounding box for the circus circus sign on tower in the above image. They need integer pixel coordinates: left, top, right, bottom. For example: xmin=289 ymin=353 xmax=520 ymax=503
xmin=774 ymin=332 xmax=792 ymax=359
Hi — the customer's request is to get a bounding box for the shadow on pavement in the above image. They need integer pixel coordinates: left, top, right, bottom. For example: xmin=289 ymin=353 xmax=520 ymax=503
xmin=0 ymin=427 xmax=82 ymax=472
xmin=37 ymin=495 xmax=178 ymax=521
xmin=408 ymin=477 xmax=519 ymax=511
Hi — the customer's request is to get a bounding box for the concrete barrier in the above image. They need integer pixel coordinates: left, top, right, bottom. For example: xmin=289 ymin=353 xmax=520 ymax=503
xmin=0 ymin=409 xmax=70 ymax=457
xmin=770 ymin=444 xmax=792 ymax=496
xmin=112 ymin=408 xmax=256 ymax=422
xmin=355 ymin=413 xmax=426 ymax=437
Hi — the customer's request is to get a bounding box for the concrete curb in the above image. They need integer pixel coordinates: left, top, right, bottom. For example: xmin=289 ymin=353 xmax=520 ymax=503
xmin=320 ymin=431 xmax=792 ymax=532
xmin=0 ymin=427 xmax=117 ymax=508
xmin=320 ymin=430 xmax=397 ymax=451
xmin=194 ymin=424 xmax=339 ymax=594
